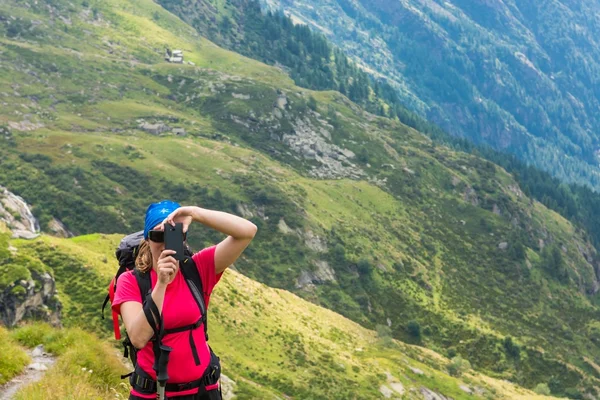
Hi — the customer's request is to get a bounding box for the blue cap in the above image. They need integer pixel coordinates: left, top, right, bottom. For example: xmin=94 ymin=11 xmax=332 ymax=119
xmin=143 ymin=200 xmax=181 ymax=239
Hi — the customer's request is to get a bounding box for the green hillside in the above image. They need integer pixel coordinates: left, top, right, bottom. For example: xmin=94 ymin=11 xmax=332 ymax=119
xmin=1 ymin=0 xmax=600 ymax=398
xmin=3 ymin=232 xmax=559 ymax=399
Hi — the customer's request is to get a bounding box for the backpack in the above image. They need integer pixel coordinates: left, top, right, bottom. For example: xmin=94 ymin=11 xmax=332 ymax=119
xmin=102 ymin=230 xmax=144 ymax=341
xmin=101 ymin=232 xmax=221 ymax=398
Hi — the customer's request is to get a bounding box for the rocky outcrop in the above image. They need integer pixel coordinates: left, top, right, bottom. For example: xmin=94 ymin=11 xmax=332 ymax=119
xmin=220 ymin=374 xmax=236 ymax=400
xmin=47 ymin=217 xmax=73 ymax=238
xmin=303 ymin=229 xmax=327 ymax=253
xmin=420 ymin=387 xmax=451 ymax=400
xmin=463 ymin=186 xmax=479 ymax=206
xmin=282 ymin=117 xmax=365 ymax=179
xmin=277 ymin=218 xmax=294 ymax=234
xmin=0 ymin=270 xmax=61 ymax=327
xmin=0 ymin=186 xmax=40 ymax=239
xmin=296 ymin=260 xmax=336 ymax=289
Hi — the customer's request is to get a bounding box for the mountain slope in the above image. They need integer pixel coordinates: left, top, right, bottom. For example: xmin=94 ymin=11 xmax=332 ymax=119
xmin=3 ymin=232 xmax=558 ymax=400
xmin=1 ymin=0 xmax=600 ymax=397
xmin=259 ymin=0 xmax=600 ymax=190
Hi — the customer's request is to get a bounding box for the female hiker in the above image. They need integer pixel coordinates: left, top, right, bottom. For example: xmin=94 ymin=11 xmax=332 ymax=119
xmin=112 ymin=200 xmax=257 ymax=400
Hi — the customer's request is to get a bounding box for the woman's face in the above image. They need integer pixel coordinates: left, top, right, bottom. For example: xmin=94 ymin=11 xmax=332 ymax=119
xmin=148 ymin=223 xmax=165 ymax=262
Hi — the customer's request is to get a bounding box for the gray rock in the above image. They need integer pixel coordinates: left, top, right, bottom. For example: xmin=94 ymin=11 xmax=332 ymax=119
xmin=498 ymin=242 xmax=508 ymax=250
xmin=28 ymin=363 xmax=48 ymax=371
xmin=277 ymin=218 xmax=294 ymax=234
xmin=8 ymin=121 xmax=44 ymax=131
xmin=31 ymin=345 xmax=45 ymax=357
xmin=283 ymin=117 xmax=365 ymax=179
xmin=459 ymin=385 xmax=472 ymax=394
xmin=493 ymin=204 xmax=502 ymax=215
xmin=379 ymin=385 xmax=393 ymax=398
xmin=463 ymin=187 xmax=479 ymax=206
xmin=296 ymin=260 xmax=336 ymax=288
xmin=0 ymin=270 xmax=61 ymax=327
xmin=236 ymin=204 xmax=254 ymax=219
xmin=220 ymin=374 xmax=236 ymax=400
xmin=272 ymin=108 xmax=283 ymax=119
xmin=48 ymin=217 xmax=73 ymax=238
xmin=410 ymin=367 xmax=424 ymax=375
xmin=275 ymin=94 xmax=288 ymax=110
xmin=420 ymin=387 xmax=451 ymax=400
xmin=232 ymin=93 xmax=250 ymax=100
xmin=390 ymin=382 xmax=404 ymax=395
xmin=304 ymin=230 xmax=327 ymax=252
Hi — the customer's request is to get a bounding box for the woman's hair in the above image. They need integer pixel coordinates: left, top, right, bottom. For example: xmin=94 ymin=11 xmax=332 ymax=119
xmin=135 ymin=239 xmax=153 ymax=273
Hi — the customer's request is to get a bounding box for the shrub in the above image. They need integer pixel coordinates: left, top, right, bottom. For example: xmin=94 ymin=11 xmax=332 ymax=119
xmin=533 ymin=383 xmax=551 ymax=395
xmin=308 ymin=96 xmax=318 ymax=111
xmin=407 ymin=320 xmax=421 ymax=338
xmin=357 ymin=258 xmax=371 ymax=276
xmin=447 ymin=356 xmax=471 ymax=377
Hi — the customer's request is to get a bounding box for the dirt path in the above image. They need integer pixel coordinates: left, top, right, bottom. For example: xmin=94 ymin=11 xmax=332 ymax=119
xmin=0 ymin=345 xmax=56 ymax=400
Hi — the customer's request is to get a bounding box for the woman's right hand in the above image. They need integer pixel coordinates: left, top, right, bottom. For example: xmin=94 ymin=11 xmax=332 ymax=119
xmin=157 ymin=249 xmax=179 ymax=286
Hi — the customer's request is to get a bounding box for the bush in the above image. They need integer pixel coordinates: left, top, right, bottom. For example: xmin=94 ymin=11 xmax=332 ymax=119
xmin=447 ymin=356 xmax=471 ymax=377
xmin=308 ymin=96 xmax=318 ymax=111
xmin=407 ymin=320 xmax=421 ymax=338
xmin=357 ymin=258 xmax=371 ymax=276
xmin=502 ymin=336 xmax=521 ymax=359
xmin=533 ymin=383 xmax=551 ymax=395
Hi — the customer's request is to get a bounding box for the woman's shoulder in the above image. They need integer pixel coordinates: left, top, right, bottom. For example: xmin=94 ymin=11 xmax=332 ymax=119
xmin=191 ymin=245 xmax=217 ymax=264
xmin=116 ymin=269 xmax=139 ymax=287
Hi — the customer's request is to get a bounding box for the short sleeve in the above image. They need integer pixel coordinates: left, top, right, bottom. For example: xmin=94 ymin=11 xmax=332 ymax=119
xmin=192 ymin=246 xmax=221 ymax=306
xmin=112 ymin=271 xmax=142 ymax=314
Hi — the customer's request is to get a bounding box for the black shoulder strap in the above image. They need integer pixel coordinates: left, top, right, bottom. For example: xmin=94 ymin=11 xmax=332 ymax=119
xmin=133 ymin=269 xmax=152 ymax=301
xmin=133 ymin=269 xmax=164 ymax=377
xmin=133 ymin=269 xmax=160 ymax=335
xmin=181 ymin=256 xmax=209 ymax=341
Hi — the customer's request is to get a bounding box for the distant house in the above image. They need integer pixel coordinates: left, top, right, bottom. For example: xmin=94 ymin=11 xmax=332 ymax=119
xmin=165 ymin=48 xmax=184 ymax=64
xmin=139 ymin=122 xmax=169 ymax=135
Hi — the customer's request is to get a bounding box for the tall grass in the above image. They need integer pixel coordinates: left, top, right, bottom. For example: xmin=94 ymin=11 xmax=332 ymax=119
xmin=10 ymin=323 xmax=130 ymax=400
xmin=0 ymin=326 xmax=30 ymax=385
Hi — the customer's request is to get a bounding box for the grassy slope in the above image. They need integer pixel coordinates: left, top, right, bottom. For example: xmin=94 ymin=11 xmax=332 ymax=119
xmin=7 ymin=234 xmax=557 ymax=400
xmin=0 ymin=326 xmax=30 ymax=386
xmin=1 ymin=0 xmax=600 ymax=396
xmin=9 ymin=323 xmax=131 ymax=400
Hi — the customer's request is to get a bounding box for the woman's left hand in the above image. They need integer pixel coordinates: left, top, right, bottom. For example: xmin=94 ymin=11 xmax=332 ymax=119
xmin=163 ymin=206 xmax=195 ymax=233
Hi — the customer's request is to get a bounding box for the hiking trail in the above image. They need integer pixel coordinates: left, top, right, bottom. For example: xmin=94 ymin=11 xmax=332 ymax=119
xmin=0 ymin=345 xmax=56 ymax=400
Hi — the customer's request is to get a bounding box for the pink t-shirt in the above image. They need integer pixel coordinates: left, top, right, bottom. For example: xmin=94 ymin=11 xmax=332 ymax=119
xmin=112 ymin=246 xmax=221 ymax=398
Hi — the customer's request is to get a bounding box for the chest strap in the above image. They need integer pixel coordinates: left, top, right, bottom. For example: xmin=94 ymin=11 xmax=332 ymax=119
xmin=162 ymin=316 xmax=206 ymax=366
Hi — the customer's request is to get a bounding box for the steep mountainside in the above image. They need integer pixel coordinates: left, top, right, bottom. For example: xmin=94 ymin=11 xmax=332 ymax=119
xmin=1 ymin=0 xmax=600 ymax=397
xmin=258 ymin=0 xmax=600 ymax=190
xmin=2 ymin=232 xmax=561 ymax=399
